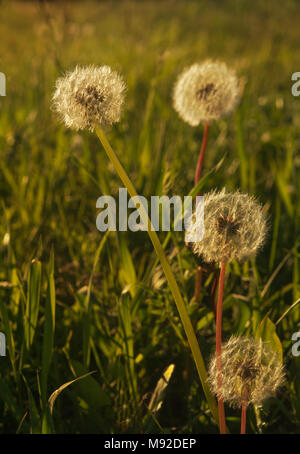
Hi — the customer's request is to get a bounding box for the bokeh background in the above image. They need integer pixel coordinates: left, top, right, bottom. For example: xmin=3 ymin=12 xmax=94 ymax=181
xmin=0 ymin=0 xmax=299 ymax=434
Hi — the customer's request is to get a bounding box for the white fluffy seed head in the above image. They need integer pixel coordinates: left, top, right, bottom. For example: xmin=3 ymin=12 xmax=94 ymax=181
xmin=51 ymin=65 xmax=126 ymax=131
xmin=173 ymin=60 xmax=241 ymax=126
xmin=208 ymin=336 xmax=285 ymax=408
xmin=187 ymin=188 xmax=268 ymax=264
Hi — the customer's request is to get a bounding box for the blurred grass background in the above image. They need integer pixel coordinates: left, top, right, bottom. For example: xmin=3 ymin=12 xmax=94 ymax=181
xmin=0 ymin=0 xmax=299 ymax=433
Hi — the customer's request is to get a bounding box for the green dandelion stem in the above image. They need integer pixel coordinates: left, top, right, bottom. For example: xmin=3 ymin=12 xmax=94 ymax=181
xmin=95 ymin=125 xmax=219 ymax=426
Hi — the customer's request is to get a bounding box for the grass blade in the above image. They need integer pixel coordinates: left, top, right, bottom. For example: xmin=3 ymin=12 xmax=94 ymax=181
xmin=41 ymin=247 xmax=56 ymax=405
xmin=24 ymin=259 xmax=42 ymax=350
xmin=95 ymin=126 xmax=219 ymax=427
xmin=83 ymin=230 xmax=109 ymax=368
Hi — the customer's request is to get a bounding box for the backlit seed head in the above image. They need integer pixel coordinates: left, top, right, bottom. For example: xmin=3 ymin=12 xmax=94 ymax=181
xmin=172 ymin=60 xmax=241 ymax=126
xmin=188 ymin=188 xmax=268 ymax=263
xmin=208 ymin=336 xmax=285 ymax=408
xmin=52 ymin=65 xmax=126 ymax=131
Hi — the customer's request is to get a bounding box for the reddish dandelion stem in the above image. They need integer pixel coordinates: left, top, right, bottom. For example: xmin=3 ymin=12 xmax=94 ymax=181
xmin=216 ymin=259 xmax=226 ymax=434
xmin=240 ymin=387 xmax=248 ymax=434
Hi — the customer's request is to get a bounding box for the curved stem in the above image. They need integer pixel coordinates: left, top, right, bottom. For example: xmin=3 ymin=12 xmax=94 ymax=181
xmin=216 ymin=259 xmax=227 ymax=434
xmin=94 ymin=125 xmax=219 ymax=427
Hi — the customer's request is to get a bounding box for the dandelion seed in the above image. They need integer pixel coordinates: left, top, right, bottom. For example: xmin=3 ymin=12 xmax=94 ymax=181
xmin=188 ymin=188 xmax=268 ymax=264
xmin=51 ymin=65 xmax=126 ymax=131
xmin=208 ymin=336 xmax=285 ymax=408
xmin=173 ymin=61 xmax=241 ymax=126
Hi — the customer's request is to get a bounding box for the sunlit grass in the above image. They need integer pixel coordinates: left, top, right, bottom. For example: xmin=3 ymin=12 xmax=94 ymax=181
xmin=0 ymin=0 xmax=299 ymax=434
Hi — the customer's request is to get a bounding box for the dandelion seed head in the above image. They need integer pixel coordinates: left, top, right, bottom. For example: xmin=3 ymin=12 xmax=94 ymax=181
xmin=208 ymin=336 xmax=285 ymax=408
xmin=173 ymin=61 xmax=241 ymax=126
xmin=188 ymin=188 xmax=268 ymax=263
xmin=52 ymin=65 xmax=126 ymax=131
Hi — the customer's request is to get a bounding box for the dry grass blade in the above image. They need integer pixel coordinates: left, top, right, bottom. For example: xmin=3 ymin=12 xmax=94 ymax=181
xmin=148 ymin=364 xmax=175 ymax=413
xmin=48 ymin=371 xmax=96 ymax=415
xmin=275 ymin=298 xmax=300 ymax=325
xmin=261 ymin=250 xmax=292 ymax=299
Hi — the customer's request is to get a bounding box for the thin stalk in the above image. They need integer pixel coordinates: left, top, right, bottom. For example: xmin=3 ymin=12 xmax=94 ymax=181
xmin=194 ymin=122 xmax=209 ymax=303
xmin=194 ymin=267 xmax=202 ymax=303
xmin=194 ymin=266 xmax=202 ymax=301
xmin=216 ymin=259 xmax=226 ymax=434
xmin=94 ymin=125 xmax=219 ymax=427
xmin=210 ymin=270 xmax=218 ymax=319
xmin=194 ymin=123 xmax=210 ymax=192
xmin=240 ymin=387 xmax=248 ymax=434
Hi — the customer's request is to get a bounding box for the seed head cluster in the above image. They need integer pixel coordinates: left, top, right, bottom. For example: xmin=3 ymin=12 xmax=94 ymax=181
xmin=208 ymin=336 xmax=285 ymax=408
xmin=52 ymin=65 xmax=126 ymax=131
xmin=188 ymin=188 xmax=268 ymax=263
xmin=173 ymin=60 xmax=241 ymax=126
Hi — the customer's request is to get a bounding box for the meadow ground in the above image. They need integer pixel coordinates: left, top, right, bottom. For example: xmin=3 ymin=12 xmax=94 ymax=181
xmin=0 ymin=0 xmax=299 ymax=434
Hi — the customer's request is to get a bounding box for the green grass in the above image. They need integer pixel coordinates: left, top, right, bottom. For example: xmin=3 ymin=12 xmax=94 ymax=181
xmin=0 ymin=0 xmax=299 ymax=434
